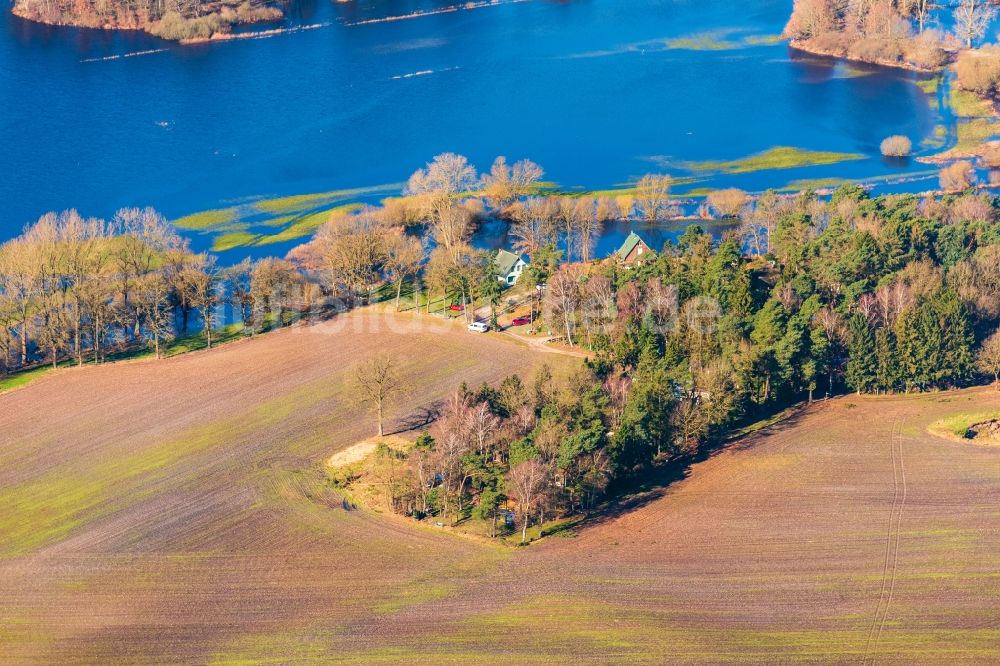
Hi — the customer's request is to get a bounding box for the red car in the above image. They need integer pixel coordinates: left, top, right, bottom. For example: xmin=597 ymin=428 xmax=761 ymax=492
xmin=448 ymin=304 xmax=465 ymax=312
xmin=511 ymin=316 xmax=532 ymax=326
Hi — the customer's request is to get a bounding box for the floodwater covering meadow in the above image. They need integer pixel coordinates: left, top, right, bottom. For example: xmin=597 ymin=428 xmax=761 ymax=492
xmin=0 ymin=0 xmax=967 ymax=257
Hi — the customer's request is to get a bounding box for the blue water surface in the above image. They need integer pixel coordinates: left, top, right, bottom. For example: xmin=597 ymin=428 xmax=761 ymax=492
xmin=0 ymin=0 xmax=945 ymax=254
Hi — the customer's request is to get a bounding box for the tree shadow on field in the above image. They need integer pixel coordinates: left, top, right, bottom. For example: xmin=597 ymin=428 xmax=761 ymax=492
xmin=573 ymin=454 xmax=693 ymax=534
xmin=572 ymin=402 xmax=822 ymax=537
xmin=717 ymin=402 xmax=817 ymax=455
xmin=387 ymin=404 xmax=442 ymax=436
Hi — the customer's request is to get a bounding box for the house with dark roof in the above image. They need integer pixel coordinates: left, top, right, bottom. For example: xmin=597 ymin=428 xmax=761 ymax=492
xmin=495 ymin=249 xmax=528 ymax=286
xmin=616 ymin=231 xmax=655 ymax=266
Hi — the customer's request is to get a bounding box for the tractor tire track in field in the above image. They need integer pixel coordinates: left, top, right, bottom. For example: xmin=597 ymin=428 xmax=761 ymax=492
xmin=863 ymin=418 xmax=908 ymax=666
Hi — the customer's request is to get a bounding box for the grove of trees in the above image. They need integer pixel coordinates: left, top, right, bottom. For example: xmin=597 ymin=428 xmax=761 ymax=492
xmin=5 ymin=153 xmax=1000 ymax=542
xmin=12 ymin=0 xmax=283 ymax=39
xmin=346 ymin=181 xmax=1000 ymax=539
xmin=784 ymin=0 xmax=965 ymax=69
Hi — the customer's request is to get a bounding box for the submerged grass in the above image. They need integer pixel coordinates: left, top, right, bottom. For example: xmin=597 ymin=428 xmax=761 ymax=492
xmin=916 ymin=76 xmax=941 ymax=95
xmin=660 ymin=146 xmax=866 ymax=175
xmin=940 ymin=85 xmax=999 ymax=152
xmin=952 ymin=118 xmax=997 ymax=152
xmin=172 ymin=208 xmax=238 ymax=231
xmin=212 ymin=231 xmax=262 ymax=252
xmin=171 ymin=186 xmax=394 ymax=252
xmin=920 ymin=124 xmax=949 ymax=150
xmin=254 ymin=184 xmax=400 ymax=215
xmin=950 ymin=87 xmax=993 ymax=119
xmin=553 ymin=176 xmax=703 ymax=199
xmin=254 ymin=203 xmax=363 ymax=247
xmin=743 ymin=34 xmax=783 ymax=46
xmin=778 ymin=177 xmax=854 ymax=192
xmin=663 ymin=29 xmax=781 ymax=52
xmin=665 ymin=32 xmax=742 ymax=51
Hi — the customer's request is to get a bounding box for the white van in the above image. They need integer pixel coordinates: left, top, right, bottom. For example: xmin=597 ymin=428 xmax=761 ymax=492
xmin=467 ymin=321 xmax=489 ymax=333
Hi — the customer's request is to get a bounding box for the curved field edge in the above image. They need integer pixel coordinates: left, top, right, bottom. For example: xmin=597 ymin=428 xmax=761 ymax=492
xmin=331 ymin=391 xmax=1000 ymax=664
xmin=0 ymin=333 xmax=997 ymax=662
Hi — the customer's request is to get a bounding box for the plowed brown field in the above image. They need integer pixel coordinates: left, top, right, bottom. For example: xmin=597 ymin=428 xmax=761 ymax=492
xmin=1 ymin=314 xmax=998 ymax=664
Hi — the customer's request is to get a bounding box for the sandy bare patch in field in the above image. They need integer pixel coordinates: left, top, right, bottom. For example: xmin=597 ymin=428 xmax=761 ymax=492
xmin=0 ymin=314 xmax=997 ymax=664
xmin=328 ymin=440 xmax=379 ymax=468
xmin=328 ymin=435 xmax=409 ymax=468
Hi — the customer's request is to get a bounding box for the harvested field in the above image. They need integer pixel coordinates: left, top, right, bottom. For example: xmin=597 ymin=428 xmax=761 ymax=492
xmin=335 ymin=392 xmax=1000 ymax=664
xmin=0 ymin=311 xmax=564 ymax=664
xmin=1 ymin=321 xmax=998 ymax=663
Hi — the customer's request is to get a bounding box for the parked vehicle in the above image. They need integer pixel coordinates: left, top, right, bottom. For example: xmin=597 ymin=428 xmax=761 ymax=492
xmin=511 ymin=316 xmax=531 ymax=327
xmin=467 ymin=321 xmax=489 ymax=333
xmin=448 ymin=304 xmax=465 ymax=312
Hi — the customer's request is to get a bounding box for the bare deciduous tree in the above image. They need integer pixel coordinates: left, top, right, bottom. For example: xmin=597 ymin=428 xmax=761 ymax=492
xmin=940 ymin=161 xmax=976 ymax=192
xmin=469 ymin=401 xmax=501 ymax=457
xmin=111 ymin=207 xmax=182 ymax=340
xmin=480 ymin=156 xmax=544 ymax=208
xmin=188 ymin=255 xmax=219 ymax=349
xmin=136 ymin=272 xmax=174 ymax=359
xmin=430 ymin=393 xmax=473 ymax=518
xmin=406 ymin=152 xmax=478 ymax=220
xmin=432 ymin=205 xmax=473 ymax=254
xmin=0 ymin=239 xmax=40 ymax=366
xmin=544 ymin=265 xmax=582 ymax=346
xmin=316 ymin=209 xmax=387 ymax=300
xmin=977 ymin=328 xmax=1000 ymax=388
xmin=785 ymin=0 xmax=838 ymax=39
xmin=506 ymin=458 xmax=551 ymax=544
xmin=509 ymin=197 xmax=559 ymax=258
xmin=354 ymin=353 xmax=406 ymax=437
xmin=572 ymin=197 xmax=602 ymax=262
xmin=383 ymin=234 xmax=425 ymax=310
xmin=900 ymin=0 xmax=931 ymax=33
xmin=707 ymin=188 xmax=750 ymax=219
xmin=948 ymin=245 xmax=1000 ymax=320
xmin=250 ymin=258 xmax=303 ymax=329
xmin=635 ymin=174 xmax=673 ymax=221
xmin=954 ymin=0 xmax=996 ymax=48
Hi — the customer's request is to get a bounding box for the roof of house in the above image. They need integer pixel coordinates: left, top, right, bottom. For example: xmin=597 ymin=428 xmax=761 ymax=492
xmin=616 ymin=232 xmax=654 ymax=260
xmin=495 ymin=249 xmax=527 ymax=276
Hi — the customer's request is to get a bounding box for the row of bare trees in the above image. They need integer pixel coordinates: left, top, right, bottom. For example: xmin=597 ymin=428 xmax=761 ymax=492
xmin=0 ymin=208 xmax=317 ymax=374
